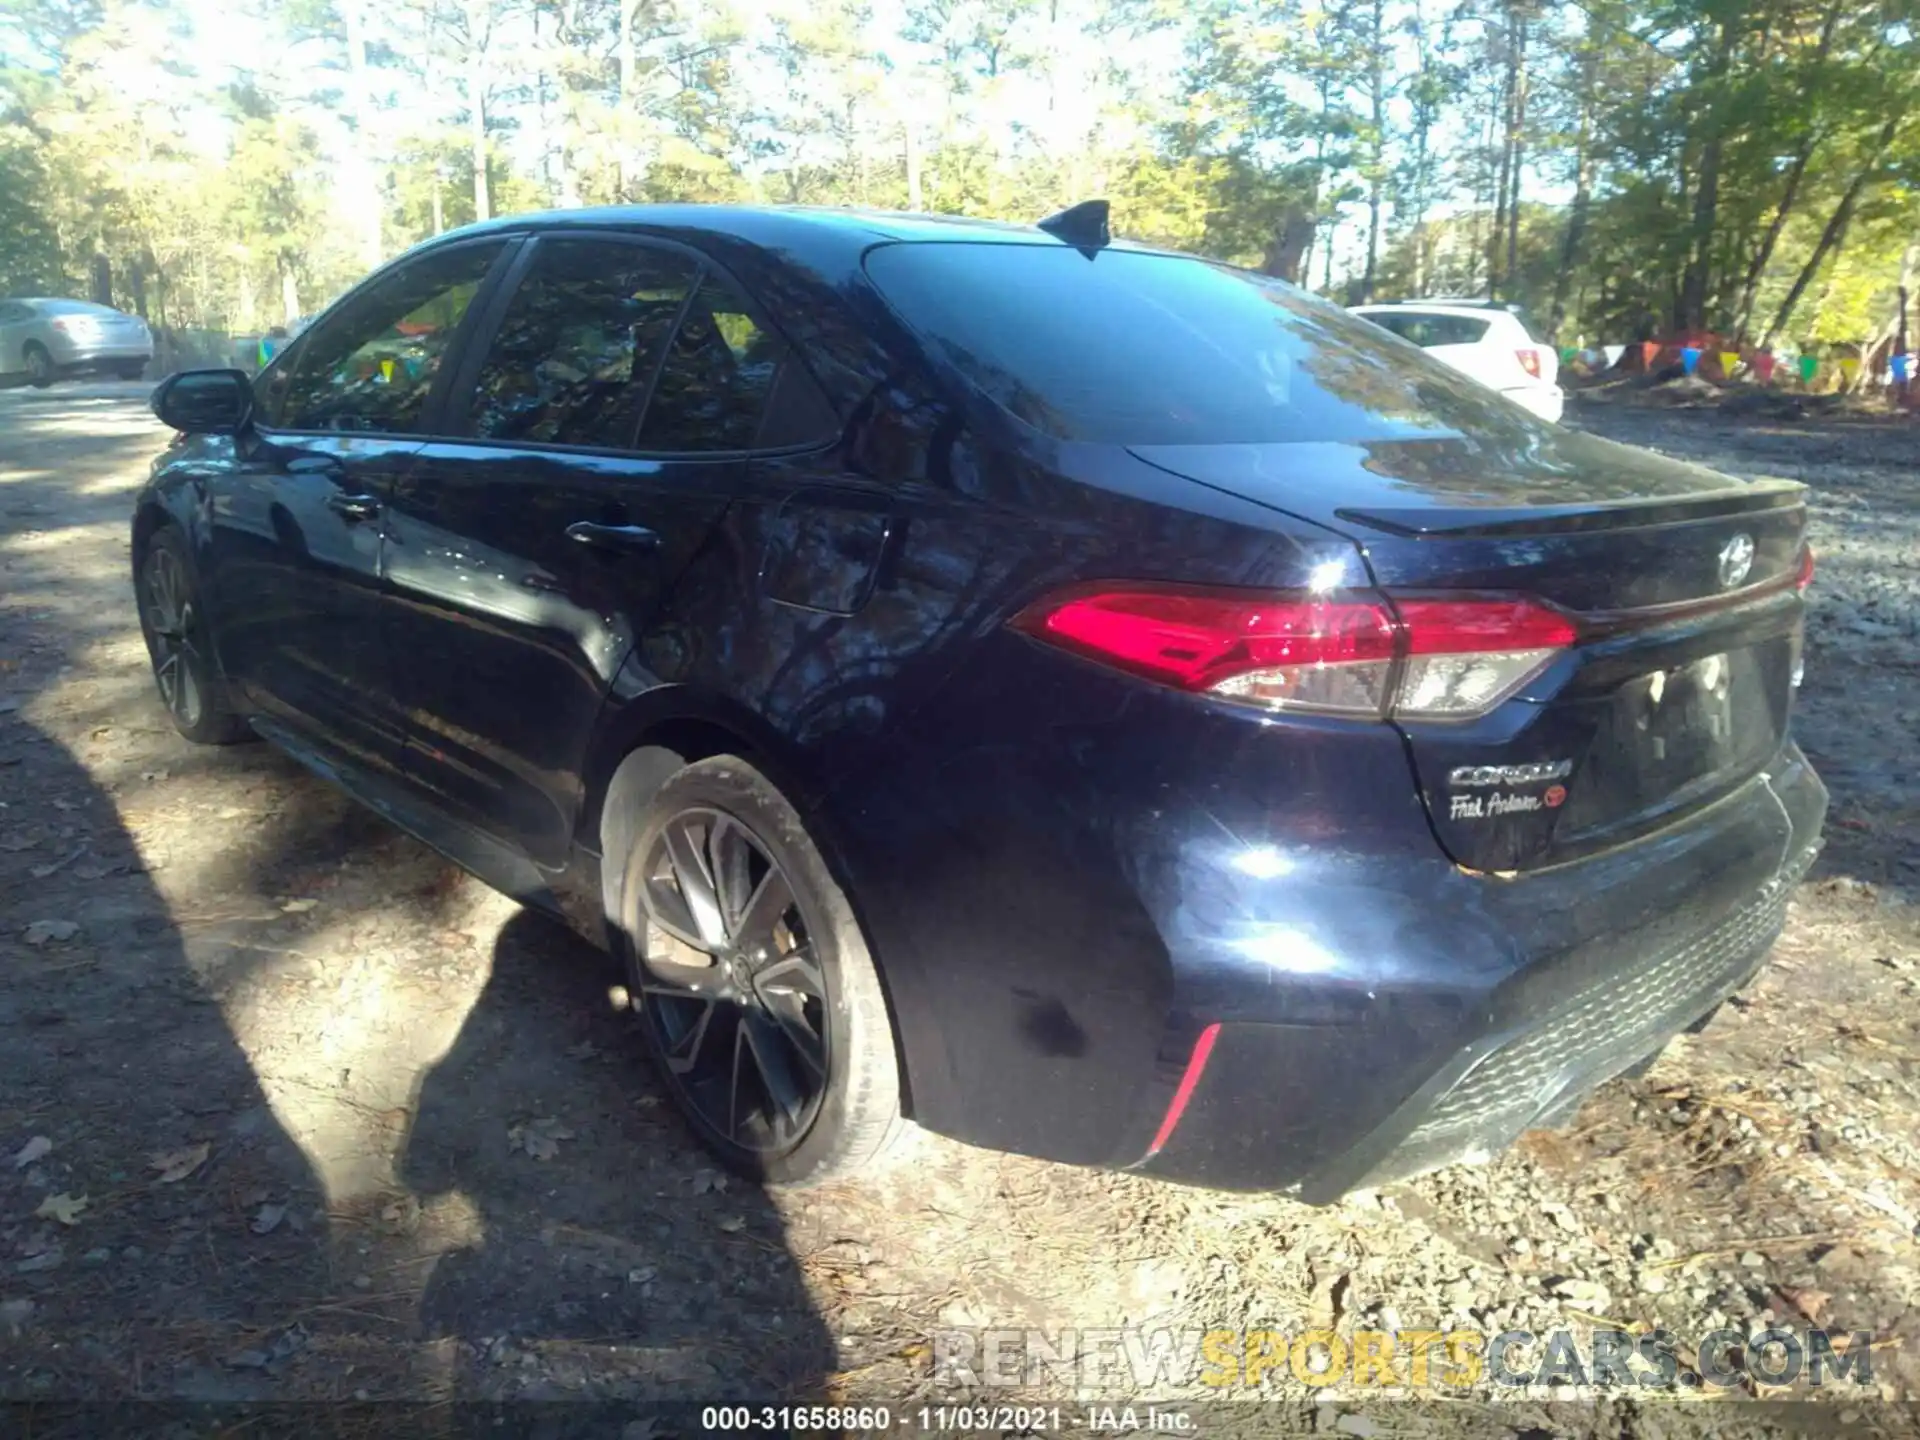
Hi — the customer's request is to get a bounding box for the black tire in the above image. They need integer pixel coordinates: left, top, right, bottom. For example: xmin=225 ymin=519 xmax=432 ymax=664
xmin=117 ymin=361 xmax=146 ymax=381
xmin=135 ymin=527 xmax=253 ymax=746
xmin=616 ymin=754 xmax=902 ymax=1186
xmin=23 ymin=343 xmax=53 ymax=389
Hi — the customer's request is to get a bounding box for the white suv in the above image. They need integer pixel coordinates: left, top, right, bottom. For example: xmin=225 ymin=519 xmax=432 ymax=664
xmin=1349 ymin=300 xmax=1563 ymax=423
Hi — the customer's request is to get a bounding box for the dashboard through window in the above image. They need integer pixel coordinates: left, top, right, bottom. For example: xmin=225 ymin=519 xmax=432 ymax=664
xmin=275 ymin=241 xmax=504 ymax=434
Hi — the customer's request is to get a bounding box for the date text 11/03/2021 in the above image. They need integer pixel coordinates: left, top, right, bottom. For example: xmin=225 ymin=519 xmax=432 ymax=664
xmin=698 ymin=1406 xmax=1178 ymax=1433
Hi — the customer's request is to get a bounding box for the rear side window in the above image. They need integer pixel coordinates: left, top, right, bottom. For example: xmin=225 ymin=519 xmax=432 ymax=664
xmin=466 ymin=239 xmax=698 ymax=447
xmin=276 ymin=241 xmax=502 ymax=433
xmin=638 ymin=273 xmax=788 ymax=452
xmin=864 ymin=243 xmax=1532 ymax=446
xmin=1361 ymin=311 xmax=1491 ymax=348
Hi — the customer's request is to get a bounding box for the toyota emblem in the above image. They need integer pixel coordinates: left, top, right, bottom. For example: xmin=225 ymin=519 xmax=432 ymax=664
xmin=1717 ymin=533 xmax=1755 ymax=589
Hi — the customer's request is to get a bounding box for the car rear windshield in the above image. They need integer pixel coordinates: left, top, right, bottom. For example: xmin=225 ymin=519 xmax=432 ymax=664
xmin=863 ymin=242 xmax=1532 ymax=446
xmin=1360 ymin=310 xmax=1492 ymax=348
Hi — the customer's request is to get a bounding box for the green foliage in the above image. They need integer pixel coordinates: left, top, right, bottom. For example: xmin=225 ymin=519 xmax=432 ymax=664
xmin=1 ymin=0 xmax=1915 ymax=350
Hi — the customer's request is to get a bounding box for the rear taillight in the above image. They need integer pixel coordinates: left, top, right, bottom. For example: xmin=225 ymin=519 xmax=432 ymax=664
xmin=1516 ymin=348 xmax=1543 ymax=379
xmin=1011 ymin=586 xmax=1576 ymax=722
xmin=1796 ymin=544 xmax=1814 ymax=590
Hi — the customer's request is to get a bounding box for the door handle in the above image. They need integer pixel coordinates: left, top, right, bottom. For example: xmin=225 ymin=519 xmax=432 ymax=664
xmin=565 ymin=521 xmax=661 ymax=553
xmin=327 ymin=493 xmax=382 ymax=522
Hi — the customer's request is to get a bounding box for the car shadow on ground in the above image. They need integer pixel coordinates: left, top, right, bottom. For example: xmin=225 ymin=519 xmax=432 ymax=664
xmin=1 ymin=391 xmax=837 ymax=1406
xmin=0 ymin=714 xmax=333 ymax=1396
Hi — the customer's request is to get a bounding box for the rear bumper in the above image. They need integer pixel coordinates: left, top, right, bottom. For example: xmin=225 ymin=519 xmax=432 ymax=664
xmin=1135 ymin=744 xmax=1825 ymax=1196
xmin=49 ymin=337 xmax=151 ymax=367
xmin=1502 ymin=383 xmax=1565 ymax=422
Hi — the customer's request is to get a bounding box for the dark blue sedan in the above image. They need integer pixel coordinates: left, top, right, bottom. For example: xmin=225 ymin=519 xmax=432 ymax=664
xmin=132 ymin=202 xmax=1825 ymax=1197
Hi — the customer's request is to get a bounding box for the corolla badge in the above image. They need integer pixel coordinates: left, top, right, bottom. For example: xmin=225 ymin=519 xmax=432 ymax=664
xmin=1718 ymin=533 xmax=1755 ymax=589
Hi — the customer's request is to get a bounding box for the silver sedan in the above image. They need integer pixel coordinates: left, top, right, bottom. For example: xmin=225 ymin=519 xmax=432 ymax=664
xmin=0 ymin=298 xmax=154 ymax=387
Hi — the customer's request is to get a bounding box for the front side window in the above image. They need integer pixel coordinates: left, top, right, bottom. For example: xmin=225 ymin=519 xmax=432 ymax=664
xmin=275 ymin=241 xmax=503 ymax=434
xmin=466 ymin=239 xmax=698 ymax=447
xmin=638 ymin=273 xmax=786 ymax=452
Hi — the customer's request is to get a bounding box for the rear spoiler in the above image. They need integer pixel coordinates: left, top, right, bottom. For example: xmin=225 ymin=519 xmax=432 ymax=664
xmin=1334 ymin=477 xmax=1807 ymax=539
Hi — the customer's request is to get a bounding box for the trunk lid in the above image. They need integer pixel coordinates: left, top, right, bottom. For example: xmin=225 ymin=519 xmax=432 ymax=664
xmin=1131 ymin=429 xmax=1810 ymax=871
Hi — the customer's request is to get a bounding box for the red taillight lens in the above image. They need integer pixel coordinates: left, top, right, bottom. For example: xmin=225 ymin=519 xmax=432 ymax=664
xmin=1012 ymin=586 xmax=1576 ymax=721
xmin=1796 ymin=544 xmax=1814 ymax=590
xmin=1516 ymin=348 xmax=1543 ymax=379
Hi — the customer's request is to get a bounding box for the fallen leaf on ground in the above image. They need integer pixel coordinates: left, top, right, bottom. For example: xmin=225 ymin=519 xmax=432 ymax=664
xmin=508 ymin=1118 xmax=574 ymax=1161
xmin=279 ymin=898 xmax=317 ymax=913
xmin=1778 ymin=1286 xmax=1832 ymax=1325
xmin=11 ymin=1136 xmax=51 ymax=1170
xmin=15 ymin=1248 xmax=62 ymax=1274
xmin=716 ymin=1215 xmax=745 ymax=1233
xmin=22 ymin=920 xmax=77 ymax=946
xmin=250 ymin=1203 xmax=286 ymax=1235
xmin=225 ymin=1323 xmax=309 ymax=1370
xmin=148 ymin=1141 xmax=210 ymax=1184
xmin=0 ymin=1299 xmax=31 ymax=1334
xmin=34 ymin=1193 xmax=88 ymax=1226
xmin=690 ymin=1168 xmax=730 ymax=1195
xmin=1552 ymin=1277 xmax=1613 ymax=1312
xmin=566 ymin=1040 xmax=599 ymax=1061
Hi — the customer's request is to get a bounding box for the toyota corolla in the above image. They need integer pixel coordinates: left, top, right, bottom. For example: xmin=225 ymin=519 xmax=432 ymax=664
xmin=132 ymin=201 xmax=1824 ymax=1197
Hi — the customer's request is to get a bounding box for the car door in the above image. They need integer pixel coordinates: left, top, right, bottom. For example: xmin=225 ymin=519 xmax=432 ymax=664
xmin=206 ymin=236 xmax=514 ymax=771
xmin=380 ymin=233 xmax=827 ymax=865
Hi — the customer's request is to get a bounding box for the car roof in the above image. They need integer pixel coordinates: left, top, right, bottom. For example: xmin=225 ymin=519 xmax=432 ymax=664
xmin=10 ymin=298 xmax=128 ymax=315
xmin=1351 ymin=302 xmax=1519 ymax=326
xmin=428 ymin=203 xmax=1183 ymax=266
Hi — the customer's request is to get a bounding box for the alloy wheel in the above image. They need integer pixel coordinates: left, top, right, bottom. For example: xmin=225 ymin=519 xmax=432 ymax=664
xmin=142 ymin=546 xmax=204 ymax=730
xmin=634 ymin=807 xmax=830 ymax=1154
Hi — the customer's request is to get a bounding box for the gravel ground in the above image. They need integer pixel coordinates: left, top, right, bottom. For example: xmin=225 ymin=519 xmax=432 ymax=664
xmin=0 ymin=381 xmax=1915 ymax=1431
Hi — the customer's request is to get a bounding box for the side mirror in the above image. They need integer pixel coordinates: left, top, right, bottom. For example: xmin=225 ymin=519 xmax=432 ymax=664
xmin=152 ymin=368 xmax=254 ymax=435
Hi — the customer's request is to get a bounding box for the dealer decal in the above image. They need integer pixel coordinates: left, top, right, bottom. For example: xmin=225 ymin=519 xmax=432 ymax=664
xmin=1446 ymin=760 xmax=1572 ymax=822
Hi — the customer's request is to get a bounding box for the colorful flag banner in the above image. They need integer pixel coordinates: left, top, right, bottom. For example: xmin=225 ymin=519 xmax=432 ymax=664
xmin=1798 ymin=355 xmax=1818 ymax=383
xmin=1839 ymin=356 xmax=1859 ymax=385
xmin=1894 ymin=353 xmax=1913 ymax=383
xmin=1560 ymin=346 xmax=1578 ymax=365
xmin=380 ymin=358 xmax=395 ymax=382
xmin=1602 ymin=345 xmax=1625 ymax=368
xmin=1681 ymin=347 xmax=1702 ymax=376
xmin=1641 ymin=341 xmax=1660 ymax=370
xmin=1754 ymin=352 xmax=1776 ymax=383
xmin=1719 ymin=351 xmax=1740 ymax=379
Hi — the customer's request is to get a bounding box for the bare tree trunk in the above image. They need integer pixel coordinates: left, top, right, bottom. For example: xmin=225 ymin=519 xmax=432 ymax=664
xmin=1504 ymin=6 xmax=1528 ymax=295
xmin=343 ymin=0 xmax=382 ymax=270
xmin=1264 ymin=196 xmax=1317 ymax=284
xmin=1733 ymin=137 xmax=1817 ymax=341
xmin=1358 ymin=0 xmax=1385 ymax=303
xmin=466 ymin=2 xmax=491 ymax=224
xmin=617 ymin=0 xmax=635 ymax=200
xmin=1733 ymin=0 xmax=1844 ymax=341
xmin=279 ymin=259 xmax=300 ymax=327
xmin=905 ymin=120 xmax=922 ymax=210
xmin=1489 ymin=54 xmax=1513 ymax=298
xmin=1760 ymin=117 xmax=1897 ymax=351
xmin=1548 ymin=82 xmax=1594 ymax=337
xmin=1679 ymin=17 xmax=1738 ymax=332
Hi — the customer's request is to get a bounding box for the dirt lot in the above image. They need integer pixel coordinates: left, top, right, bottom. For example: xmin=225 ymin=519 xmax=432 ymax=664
xmin=2 ymin=381 xmax=1916 ymax=1429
